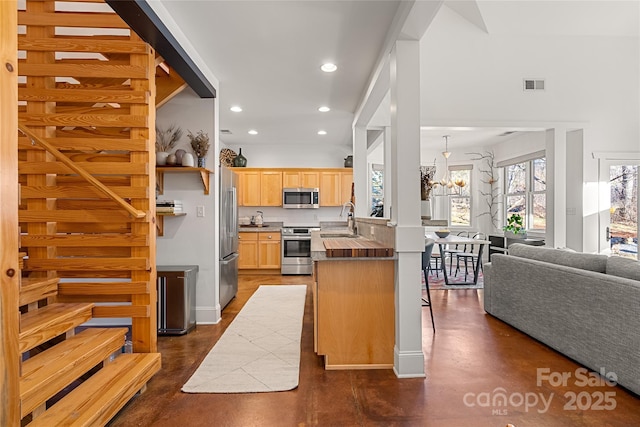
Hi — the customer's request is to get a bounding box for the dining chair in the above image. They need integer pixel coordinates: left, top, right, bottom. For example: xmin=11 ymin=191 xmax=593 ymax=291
xmin=422 ymin=239 xmax=436 ymax=332
xmin=444 ymin=231 xmax=469 ymax=274
xmin=455 ymin=232 xmax=487 ymax=280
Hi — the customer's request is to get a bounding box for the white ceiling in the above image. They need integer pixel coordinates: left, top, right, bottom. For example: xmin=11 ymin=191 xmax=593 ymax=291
xmin=156 ymin=0 xmax=639 ymax=150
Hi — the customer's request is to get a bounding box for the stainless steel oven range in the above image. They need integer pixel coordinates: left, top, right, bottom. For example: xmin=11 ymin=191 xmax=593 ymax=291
xmin=281 ymin=226 xmax=320 ymax=275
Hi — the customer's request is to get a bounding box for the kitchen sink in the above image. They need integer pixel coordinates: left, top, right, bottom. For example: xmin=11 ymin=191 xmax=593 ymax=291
xmin=320 ymin=233 xmax=358 ymax=238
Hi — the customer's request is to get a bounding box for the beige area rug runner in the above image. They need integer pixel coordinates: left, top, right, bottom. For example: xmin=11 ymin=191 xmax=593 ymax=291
xmin=182 ymin=285 xmax=307 ymax=393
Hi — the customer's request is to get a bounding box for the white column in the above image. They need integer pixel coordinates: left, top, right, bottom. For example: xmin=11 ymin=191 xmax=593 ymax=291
xmin=353 ymin=126 xmax=368 ymax=217
xmin=383 ymin=126 xmax=393 ymax=218
xmin=545 ymin=127 xmax=567 ymax=248
xmin=390 ymin=40 xmax=425 ymax=378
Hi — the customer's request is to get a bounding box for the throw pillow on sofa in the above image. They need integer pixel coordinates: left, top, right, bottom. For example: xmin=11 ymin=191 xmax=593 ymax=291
xmin=508 ymin=244 xmax=608 ymax=273
xmin=606 ymin=256 xmax=640 ymax=281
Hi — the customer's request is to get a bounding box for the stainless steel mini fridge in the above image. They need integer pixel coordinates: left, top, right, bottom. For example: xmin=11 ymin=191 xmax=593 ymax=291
xmin=157 ymin=265 xmax=198 ymax=335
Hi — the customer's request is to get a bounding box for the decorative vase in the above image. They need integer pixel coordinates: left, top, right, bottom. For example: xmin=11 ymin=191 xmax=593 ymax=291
xmin=156 ymin=151 xmax=169 ymax=166
xmin=197 ymin=156 xmax=206 ymax=168
xmin=420 ymin=199 xmax=432 ymax=220
xmin=175 ymin=149 xmax=186 ymax=164
xmin=181 ymin=153 xmax=195 ymax=167
xmin=233 ymin=148 xmax=247 ymax=167
xmin=344 ymin=155 xmax=353 ymax=168
xmin=166 ymin=153 xmax=177 ymax=166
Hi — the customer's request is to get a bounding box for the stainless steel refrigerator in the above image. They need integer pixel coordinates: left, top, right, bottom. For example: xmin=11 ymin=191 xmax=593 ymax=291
xmin=219 ymin=165 xmax=239 ymax=310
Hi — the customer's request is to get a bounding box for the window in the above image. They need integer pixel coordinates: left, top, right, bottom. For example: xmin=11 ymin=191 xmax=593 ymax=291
xmin=370 ymin=164 xmax=384 ymax=214
xmin=449 ymin=167 xmax=472 ymax=226
xmin=503 ymin=156 xmax=546 ymax=230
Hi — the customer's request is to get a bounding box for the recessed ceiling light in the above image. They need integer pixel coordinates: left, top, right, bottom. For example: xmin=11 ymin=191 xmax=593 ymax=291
xmin=321 ymin=63 xmax=337 ymax=73
xmin=317 ymin=130 xmax=327 ymax=135
xmin=230 ymin=106 xmax=242 ymax=112
xmin=248 ymin=130 xmax=258 ymax=135
xmin=318 ymin=106 xmax=330 ymax=112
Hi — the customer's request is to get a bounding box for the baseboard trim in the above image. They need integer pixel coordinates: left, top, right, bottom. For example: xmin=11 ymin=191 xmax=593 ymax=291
xmin=196 ymin=305 xmax=221 ymax=324
xmin=393 ymin=348 xmax=426 ymax=378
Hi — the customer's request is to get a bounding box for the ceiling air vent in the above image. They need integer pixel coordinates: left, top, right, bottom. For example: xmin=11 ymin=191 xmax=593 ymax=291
xmin=523 ymin=79 xmax=545 ymax=91
xmin=220 ymin=129 xmax=232 ymax=135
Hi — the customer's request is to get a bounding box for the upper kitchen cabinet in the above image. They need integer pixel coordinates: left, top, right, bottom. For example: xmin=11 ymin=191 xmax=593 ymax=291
xmin=320 ymin=171 xmax=352 ymax=206
xmin=341 ymin=171 xmax=353 ymax=205
xmin=283 ymin=170 xmax=320 ymax=189
xmin=261 ymin=171 xmax=283 ymax=205
xmin=234 ymin=169 xmax=283 ymax=206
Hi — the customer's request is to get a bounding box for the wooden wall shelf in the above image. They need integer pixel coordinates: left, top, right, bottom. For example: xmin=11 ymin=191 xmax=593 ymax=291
xmin=156 ymin=167 xmax=212 ymax=195
xmin=156 ymin=212 xmax=186 ymax=236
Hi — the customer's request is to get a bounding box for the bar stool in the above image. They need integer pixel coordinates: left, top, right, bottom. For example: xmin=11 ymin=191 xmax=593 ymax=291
xmin=422 ymin=239 xmax=436 ymax=332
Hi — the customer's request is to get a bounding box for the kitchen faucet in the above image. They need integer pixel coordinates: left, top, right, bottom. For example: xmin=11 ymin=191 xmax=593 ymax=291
xmin=339 ymin=201 xmax=355 ymax=218
xmin=340 ymin=201 xmax=356 ymax=234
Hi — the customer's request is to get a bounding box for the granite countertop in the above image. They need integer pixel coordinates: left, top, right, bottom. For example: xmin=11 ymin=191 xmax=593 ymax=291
xmin=310 ymin=229 xmax=397 ymax=261
xmin=238 ymin=221 xmax=283 ymax=232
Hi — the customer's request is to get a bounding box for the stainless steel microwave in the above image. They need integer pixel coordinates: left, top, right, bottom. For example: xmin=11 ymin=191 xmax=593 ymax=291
xmin=282 ymin=188 xmax=319 ymax=209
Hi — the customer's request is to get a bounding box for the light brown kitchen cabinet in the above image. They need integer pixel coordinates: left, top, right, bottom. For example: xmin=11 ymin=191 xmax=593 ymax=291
xmin=238 ymin=232 xmax=259 ymax=269
xmin=234 ymin=168 xmax=350 ymax=207
xmin=258 ymin=232 xmax=281 ymax=269
xmin=314 ymin=259 xmax=394 ymax=369
xmin=341 ymin=171 xmax=353 ymax=204
xmin=239 ymin=231 xmax=281 ymax=271
xmin=260 ymin=171 xmax=283 ymax=206
xmin=235 ymin=170 xmax=260 ymax=206
xmin=234 ymin=169 xmax=282 ymax=206
xmin=283 ymin=170 xmax=320 ymax=188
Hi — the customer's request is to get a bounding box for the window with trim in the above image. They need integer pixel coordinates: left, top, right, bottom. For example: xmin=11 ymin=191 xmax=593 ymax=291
xmin=449 ymin=166 xmax=472 ymax=226
xmin=502 ymin=155 xmax=546 ymax=230
xmin=370 ymin=164 xmax=384 ymax=214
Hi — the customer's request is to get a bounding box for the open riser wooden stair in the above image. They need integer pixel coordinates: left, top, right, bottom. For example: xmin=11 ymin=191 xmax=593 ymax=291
xmin=6 ymin=0 xmax=179 ymax=424
xmin=17 ymin=270 xmax=161 ymax=426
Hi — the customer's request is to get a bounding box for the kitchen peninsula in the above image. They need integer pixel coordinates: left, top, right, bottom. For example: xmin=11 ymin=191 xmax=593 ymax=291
xmin=311 ymin=218 xmax=395 ymax=369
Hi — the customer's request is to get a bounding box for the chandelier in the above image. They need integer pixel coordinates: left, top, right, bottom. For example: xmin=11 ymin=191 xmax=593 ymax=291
xmin=435 ymin=135 xmax=465 ymax=195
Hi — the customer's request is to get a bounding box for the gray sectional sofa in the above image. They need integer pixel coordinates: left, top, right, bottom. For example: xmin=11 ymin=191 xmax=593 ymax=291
xmin=484 ymin=244 xmax=640 ymax=395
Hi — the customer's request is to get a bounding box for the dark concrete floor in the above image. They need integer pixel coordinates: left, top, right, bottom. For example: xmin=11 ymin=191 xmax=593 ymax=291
xmin=109 ymin=275 xmax=640 ymax=427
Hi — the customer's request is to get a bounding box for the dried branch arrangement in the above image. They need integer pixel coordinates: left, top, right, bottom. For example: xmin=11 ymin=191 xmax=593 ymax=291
xmin=420 ymin=163 xmax=437 ymax=201
xmin=468 ymin=151 xmax=500 ymax=229
xmin=156 ymin=124 xmax=183 ymax=152
xmin=187 ymin=130 xmax=210 ymax=158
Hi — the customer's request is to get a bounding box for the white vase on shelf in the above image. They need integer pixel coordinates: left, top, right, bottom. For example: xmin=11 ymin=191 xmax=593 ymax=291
xmin=156 ymin=151 xmax=169 ymax=166
xmin=181 ymin=153 xmax=195 ymax=167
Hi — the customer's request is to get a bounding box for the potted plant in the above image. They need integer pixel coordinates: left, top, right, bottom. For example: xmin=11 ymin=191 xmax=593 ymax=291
xmin=155 ymin=124 xmax=183 ymax=165
xmin=187 ymin=130 xmax=210 ymax=167
xmin=503 ymin=213 xmax=527 ymax=239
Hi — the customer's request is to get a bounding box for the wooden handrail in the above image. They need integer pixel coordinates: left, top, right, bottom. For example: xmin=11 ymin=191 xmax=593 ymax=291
xmin=18 ymin=123 xmax=146 ymax=219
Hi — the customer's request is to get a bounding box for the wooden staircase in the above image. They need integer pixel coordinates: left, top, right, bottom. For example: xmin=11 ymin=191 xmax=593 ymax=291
xmin=3 ymin=0 xmax=184 ymax=424
xmin=18 ymin=256 xmax=161 ymax=426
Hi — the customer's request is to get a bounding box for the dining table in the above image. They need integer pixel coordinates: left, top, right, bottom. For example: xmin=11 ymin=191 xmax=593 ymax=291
xmin=425 ymin=233 xmax=491 ymax=286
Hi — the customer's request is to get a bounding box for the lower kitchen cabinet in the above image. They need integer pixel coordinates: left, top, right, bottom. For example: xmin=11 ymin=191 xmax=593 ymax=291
xmin=314 ymin=259 xmax=394 ymax=369
xmin=238 ymin=231 xmax=281 ymax=271
xmin=238 ymin=232 xmax=259 ymax=269
xmin=258 ymin=232 xmax=281 ymax=269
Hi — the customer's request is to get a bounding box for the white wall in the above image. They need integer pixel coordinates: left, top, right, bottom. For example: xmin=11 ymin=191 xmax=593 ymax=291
xmin=156 ymin=88 xmax=218 ymax=324
xmin=420 ymin=6 xmax=639 ymax=252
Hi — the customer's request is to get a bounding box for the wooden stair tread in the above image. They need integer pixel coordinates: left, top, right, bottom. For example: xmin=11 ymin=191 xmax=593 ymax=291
xmin=20 ymin=327 xmax=128 ymax=418
xmin=20 ymin=276 xmax=60 ymax=306
xmin=19 ymin=303 xmax=94 ymax=353
xmin=28 ymin=353 xmax=161 ymax=427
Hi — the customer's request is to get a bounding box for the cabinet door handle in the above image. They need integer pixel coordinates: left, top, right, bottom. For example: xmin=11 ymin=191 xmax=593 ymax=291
xmin=268 ymin=235 xmax=272 ymax=239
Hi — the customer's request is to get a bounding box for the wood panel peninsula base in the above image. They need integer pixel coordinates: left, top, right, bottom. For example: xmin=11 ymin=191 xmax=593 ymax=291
xmin=314 ymin=259 xmax=394 ymax=369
